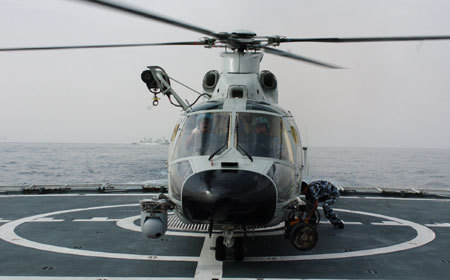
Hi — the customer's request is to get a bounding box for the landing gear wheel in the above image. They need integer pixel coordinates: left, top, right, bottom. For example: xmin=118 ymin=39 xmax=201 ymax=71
xmin=233 ymin=237 xmax=244 ymax=261
xmin=215 ymin=236 xmax=226 ymax=261
xmin=289 ymin=223 xmax=318 ymax=251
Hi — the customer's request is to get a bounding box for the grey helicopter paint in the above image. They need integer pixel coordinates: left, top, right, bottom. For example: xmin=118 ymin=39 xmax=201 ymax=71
xmin=139 ymin=51 xmax=307 ymax=260
xmin=166 ymin=51 xmax=304 ymax=227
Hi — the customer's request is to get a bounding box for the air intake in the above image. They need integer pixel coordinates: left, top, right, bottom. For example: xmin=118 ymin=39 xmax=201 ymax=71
xmin=260 ymin=70 xmax=277 ymax=90
xmin=202 ymin=70 xmax=220 ymax=91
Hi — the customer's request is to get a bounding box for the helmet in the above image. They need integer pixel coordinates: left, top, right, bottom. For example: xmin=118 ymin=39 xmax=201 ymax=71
xmin=252 ymin=116 xmax=270 ymax=130
xmin=197 ymin=113 xmax=212 ymax=125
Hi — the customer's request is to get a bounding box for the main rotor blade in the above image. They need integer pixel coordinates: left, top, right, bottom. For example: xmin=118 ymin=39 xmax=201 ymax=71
xmin=78 ymin=0 xmax=219 ymax=38
xmin=280 ymin=35 xmax=450 ymax=43
xmin=0 ymin=41 xmax=207 ymax=52
xmin=263 ymin=47 xmax=343 ymax=69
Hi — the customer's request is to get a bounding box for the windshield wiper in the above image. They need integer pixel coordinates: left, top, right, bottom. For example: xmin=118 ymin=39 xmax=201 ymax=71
xmin=208 ymin=143 xmax=227 ymax=161
xmin=238 ymin=144 xmax=253 ymax=162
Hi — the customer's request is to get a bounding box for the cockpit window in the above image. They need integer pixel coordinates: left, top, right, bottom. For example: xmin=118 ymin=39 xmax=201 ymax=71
xmin=237 ymin=113 xmax=294 ymax=162
xmin=172 ymin=112 xmax=230 ymax=160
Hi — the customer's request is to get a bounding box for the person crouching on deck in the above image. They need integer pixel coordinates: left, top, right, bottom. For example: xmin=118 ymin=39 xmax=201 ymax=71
xmin=301 ymin=180 xmax=344 ymax=229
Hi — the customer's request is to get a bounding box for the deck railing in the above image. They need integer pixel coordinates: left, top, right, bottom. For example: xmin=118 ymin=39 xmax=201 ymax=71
xmin=0 ymin=183 xmax=449 ymax=198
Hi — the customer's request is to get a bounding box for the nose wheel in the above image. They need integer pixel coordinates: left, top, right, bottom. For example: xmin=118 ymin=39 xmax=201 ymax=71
xmin=215 ymin=236 xmax=245 ymax=261
xmin=215 ymin=236 xmax=226 ymax=261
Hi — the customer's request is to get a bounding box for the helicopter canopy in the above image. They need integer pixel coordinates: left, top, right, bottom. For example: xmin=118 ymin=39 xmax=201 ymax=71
xmin=172 ymin=112 xmax=230 ymax=159
xmin=172 ymin=111 xmax=294 ymax=163
xmin=237 ymin=113 xmax=294 ymax=162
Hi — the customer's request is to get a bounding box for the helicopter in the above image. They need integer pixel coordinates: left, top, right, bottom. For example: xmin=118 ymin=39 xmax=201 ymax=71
xmin=2 ymin=0 xmax=450 ymax=261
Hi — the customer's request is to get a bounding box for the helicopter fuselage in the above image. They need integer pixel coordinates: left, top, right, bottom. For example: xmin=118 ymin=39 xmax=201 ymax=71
xmin=168 ymin=98 xmax=303 ymax=227
xmin=165 ymin=52 xmax=304 ymax=228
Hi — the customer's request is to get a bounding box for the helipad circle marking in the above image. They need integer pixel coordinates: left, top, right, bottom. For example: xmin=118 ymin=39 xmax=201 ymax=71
xmin=245 ymin=208 xmax=436 ymax=262
xmin=0 ymin=204 xmax=198 ymax=262
xmin=0 ymin=204 xmax=435 ymax=262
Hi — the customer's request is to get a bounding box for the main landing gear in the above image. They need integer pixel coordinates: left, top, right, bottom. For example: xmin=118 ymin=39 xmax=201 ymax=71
xmin=284 ymin=204 xmax=319 ymax=251
xmin=287 ymin=222 xmax=318 ymax=251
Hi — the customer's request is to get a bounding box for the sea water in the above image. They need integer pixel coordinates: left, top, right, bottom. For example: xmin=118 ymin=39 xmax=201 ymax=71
xmin=0 ymin=142 xmax=449 ymax=189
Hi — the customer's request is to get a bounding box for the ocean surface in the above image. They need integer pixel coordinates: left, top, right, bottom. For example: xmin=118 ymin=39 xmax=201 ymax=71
xmin=0 ymin=142 xmax=449 ymax=190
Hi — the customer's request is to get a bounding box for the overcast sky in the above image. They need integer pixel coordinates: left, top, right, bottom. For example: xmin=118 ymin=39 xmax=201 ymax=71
xmin=1 ymin=0 xmax=450 ymax=148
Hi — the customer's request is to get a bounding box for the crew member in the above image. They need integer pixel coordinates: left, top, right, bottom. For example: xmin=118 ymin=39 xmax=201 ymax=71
xmin=185 ymin=114 xmax=212 ymax=154
xmin=252 ymin=116 xmax=273 ymax=157
xmin=301 ymin=180 xmax=344 ymax=229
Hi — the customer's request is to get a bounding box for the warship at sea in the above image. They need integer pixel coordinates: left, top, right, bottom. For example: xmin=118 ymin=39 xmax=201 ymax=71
xmin=133 ymin=137 xmax=170 ymax=145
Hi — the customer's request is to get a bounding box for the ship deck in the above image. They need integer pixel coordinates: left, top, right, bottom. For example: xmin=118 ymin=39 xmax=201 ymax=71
xmin=0 ymin=186 xmax=449 ymax=279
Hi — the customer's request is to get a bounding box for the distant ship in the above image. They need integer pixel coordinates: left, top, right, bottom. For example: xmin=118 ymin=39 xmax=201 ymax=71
xmin=133 ymin=137 xmax=169 ymax=145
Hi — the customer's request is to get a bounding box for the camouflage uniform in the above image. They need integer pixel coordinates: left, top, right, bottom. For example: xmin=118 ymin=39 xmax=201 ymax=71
xmin=306 ymin=180 xmax=342 ymax=225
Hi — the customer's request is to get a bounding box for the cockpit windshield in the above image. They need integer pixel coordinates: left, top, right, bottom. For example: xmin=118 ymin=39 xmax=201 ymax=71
xmin=237 ymin=113 xmax=293 ymax=162
xmin=172 ymin=112 xmax=230 ymax=160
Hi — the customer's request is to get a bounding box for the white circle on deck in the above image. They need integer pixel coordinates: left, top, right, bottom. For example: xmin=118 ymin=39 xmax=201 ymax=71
xmin=0 ymin=204 xmax=436 ymax=262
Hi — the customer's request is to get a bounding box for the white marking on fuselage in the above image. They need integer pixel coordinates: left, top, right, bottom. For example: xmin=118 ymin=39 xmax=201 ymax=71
xmin=425 ymin=223 xmax=450 ymax=227
xmin=0 ymin=219 xmax=11 ymax=223
xmin=194 ymin=236 xmax=223 ymax=279
xmin=73 ymin=217 xmax=119 ymax=222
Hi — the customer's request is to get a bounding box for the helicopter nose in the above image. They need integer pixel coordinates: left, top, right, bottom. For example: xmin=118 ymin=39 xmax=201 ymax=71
xmin=182 ymin=170 xmax=276 ymax=225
